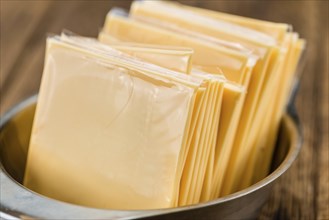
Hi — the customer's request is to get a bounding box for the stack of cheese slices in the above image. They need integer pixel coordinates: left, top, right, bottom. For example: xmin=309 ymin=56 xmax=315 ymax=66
xmin=24 ymin=1 xmax=305 ymax=210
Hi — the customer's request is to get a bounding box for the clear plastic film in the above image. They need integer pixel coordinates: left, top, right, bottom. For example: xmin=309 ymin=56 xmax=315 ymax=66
xmin=60 ymin=32 xmax=201 ymax=88
xmin=98 ymin=31 xmax=194 ymax=74
xmin=102 ymin=9 xmax=255 ymax=86
xmin=24 ymin=36 xmax=198 ymax=210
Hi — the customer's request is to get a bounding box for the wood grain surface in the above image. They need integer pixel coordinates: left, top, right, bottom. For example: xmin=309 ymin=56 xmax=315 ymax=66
xmin=1 ymin=1 xmax=328 ymax=219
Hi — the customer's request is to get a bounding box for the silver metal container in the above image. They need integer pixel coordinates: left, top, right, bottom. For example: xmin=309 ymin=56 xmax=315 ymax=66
xmin=0 ymin=95 xmax=302 ymax=219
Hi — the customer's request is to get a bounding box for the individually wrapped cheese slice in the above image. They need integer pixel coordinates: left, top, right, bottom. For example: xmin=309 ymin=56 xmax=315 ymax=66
xmin=102 ymin=10 xmax=256 ymax=86
xmin=67 ymin=34 xmax=230 ymax=206
xmin=24 ymin=36 xmax=200 ymax=210
xmin=129 ymin=1 xmax=288 ymax=195
xmin=98 ymin=31 xmax=193 ymax=74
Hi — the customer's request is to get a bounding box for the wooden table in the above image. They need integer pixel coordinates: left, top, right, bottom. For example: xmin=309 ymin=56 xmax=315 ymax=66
xmin=1 ymin=1 xmax=328 ymax=219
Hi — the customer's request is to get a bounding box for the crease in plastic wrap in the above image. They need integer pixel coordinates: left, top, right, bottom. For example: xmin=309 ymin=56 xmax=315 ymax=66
xmin=98 ymin=32 xmax=194 ymax=74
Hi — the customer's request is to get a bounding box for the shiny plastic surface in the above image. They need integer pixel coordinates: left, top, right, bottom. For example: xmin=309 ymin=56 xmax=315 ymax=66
xmin=23 ymin=37 xmax=196 ymax=209
xmin=98 ymin=32 xmax=194 ymax=74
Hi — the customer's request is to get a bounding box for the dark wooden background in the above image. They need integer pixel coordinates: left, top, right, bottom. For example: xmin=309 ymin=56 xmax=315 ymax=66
xmin=1 ymin=1 xmax=328 ymax=219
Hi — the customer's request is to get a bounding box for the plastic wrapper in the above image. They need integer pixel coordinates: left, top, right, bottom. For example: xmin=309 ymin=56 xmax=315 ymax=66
xmin=24 ymin=36 xmax=200 ymax=210
xmin=25 ymin=33 xmax=235 ymax=209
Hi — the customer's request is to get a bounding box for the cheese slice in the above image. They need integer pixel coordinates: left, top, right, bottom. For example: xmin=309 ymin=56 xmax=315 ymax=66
xmin=24 ymin=36 xmax=200 ymax=210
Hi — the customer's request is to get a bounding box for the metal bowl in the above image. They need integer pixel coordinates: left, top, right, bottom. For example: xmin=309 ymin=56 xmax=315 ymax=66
xmin=0 ymin=95 xmax=302 ymax=220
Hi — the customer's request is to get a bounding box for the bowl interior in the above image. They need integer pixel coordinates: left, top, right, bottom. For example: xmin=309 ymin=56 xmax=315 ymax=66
xmin=0 ymin=102 xmax=36 ymax=183
xmin=0 ymin=96 xmax=301 ymax=219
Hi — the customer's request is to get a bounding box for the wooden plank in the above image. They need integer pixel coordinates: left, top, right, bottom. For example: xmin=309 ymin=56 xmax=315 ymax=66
xmin=315 ymin=3 xmax=329 ymax=220
xmin=0 ymin=1 xmax=51 ymax=90
xmin=0 ymin=1 xmax=132 ymax=115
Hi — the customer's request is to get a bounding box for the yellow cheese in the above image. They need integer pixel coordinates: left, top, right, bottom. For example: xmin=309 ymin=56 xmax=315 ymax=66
xmin=24 ymin=37 xmax=200 ymax=209
xmin=62 ymin=34 xmax=216 ymax=207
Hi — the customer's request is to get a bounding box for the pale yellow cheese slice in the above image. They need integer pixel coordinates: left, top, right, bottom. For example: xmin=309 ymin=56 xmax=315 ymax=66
xmin=63 ymin=33 xmax=229 ymax=206
xmin=60 ymin=34 xmax=215 ymax=207
xmin=24 ymin=37 xmax=198 ymax=210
